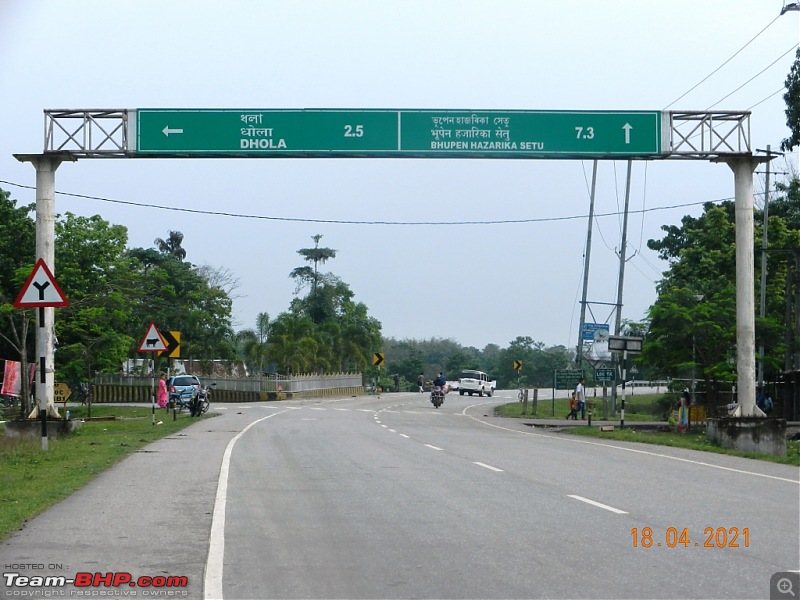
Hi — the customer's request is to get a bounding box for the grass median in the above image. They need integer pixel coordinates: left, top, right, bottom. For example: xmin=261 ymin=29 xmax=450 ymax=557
xmin=0 ymin=405 xmax=214 ymax=541
xmin=494 ymin=394 xmax=800 ymax=466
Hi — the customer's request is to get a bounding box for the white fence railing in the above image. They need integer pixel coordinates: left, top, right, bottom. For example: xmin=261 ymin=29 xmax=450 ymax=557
xmin=94 ymin=372 xmax=363 ymax=393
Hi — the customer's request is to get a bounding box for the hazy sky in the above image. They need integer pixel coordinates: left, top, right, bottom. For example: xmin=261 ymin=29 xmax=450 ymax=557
xmin=1 ymin=1 xmax=798 ymax=351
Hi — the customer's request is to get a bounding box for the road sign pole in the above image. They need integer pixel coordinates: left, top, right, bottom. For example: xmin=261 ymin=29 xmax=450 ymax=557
xmin=14 ymin=154 xmax=75 ymax=451
xmin=620 ymin=350 xmax=627 ymax=429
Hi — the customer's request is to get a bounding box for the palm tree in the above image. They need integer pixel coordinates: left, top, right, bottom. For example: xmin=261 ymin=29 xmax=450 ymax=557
xmin=154 ymin=230 xmax=187 ymax=261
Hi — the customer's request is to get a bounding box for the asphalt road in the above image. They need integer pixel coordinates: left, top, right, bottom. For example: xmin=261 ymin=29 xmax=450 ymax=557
xmin=1 ymin=391 xmax=798 ymax=600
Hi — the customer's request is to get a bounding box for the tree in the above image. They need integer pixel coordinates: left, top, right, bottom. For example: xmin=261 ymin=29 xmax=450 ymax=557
xmin=263 ymin=238 xmax=381 ymax=373
xmin=125 ymin=241 xmax=235 ymax=372
xmin=290 ymin=234 xmax=337 ymax=317
xmin=54 ymin=213 xmax=135 ymax=393
xmin=154 ymin=230 xmax=187 ymax=261
xmin=644 ymin=198 xmax=798 ymax=408
xmin=0 ymin=188 xmax=36 ymax=417
xmin=781 ymin=48 xmax=800 ymax=152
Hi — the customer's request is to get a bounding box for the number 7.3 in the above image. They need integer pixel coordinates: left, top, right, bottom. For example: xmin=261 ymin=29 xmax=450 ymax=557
xmin=344 ymin=124 xmax=364 ymax=138
xmin=575 ymin=126 xmax=594 ymax=140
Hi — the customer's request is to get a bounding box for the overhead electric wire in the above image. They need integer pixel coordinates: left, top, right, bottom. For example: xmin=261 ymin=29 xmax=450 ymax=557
xmin=0 ymin=179 xmax=740 ymax=226
xmin=706 ymin=43 xmax=799 ymax=109
xmin=747 ymin=86 xmax=788 ymax=110
xmin=663 ymin=14 xmax=782 ymax=109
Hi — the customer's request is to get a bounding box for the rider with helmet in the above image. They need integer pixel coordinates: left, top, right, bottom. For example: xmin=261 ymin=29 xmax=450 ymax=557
xmin=433 ymin=372 xmax=446 ymax=388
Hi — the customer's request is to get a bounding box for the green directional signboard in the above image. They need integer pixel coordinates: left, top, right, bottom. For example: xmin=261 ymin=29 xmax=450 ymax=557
xmin=135 ymin=109 xmax=664 ymax=158
xmin=554 ymin=369 xmax=584 ymax=390
xmin=595 ymin=368 xmax=616 ymax=382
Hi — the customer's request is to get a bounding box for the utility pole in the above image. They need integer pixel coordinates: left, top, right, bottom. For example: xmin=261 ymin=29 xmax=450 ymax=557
xmin=613 ymin=160 xmax=633 ymax=336
xmin=757 ymin=145 xmax=773 ymax=390
xmin=577 ymin=160 xmax=598 ymax=369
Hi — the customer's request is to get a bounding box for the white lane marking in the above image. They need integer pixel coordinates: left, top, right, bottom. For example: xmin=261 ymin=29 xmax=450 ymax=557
xmin=309 ymin=407 xmax=326 ymax=411
xmin=461 ymin=403 xmax=800 ymax=485
xmin=474 ymin=461 xmax=504 ymax=472
xmin=388 ymin=429 xmax=396 ymax=433
xmin=358 ymin=409 xmax=374 ymax=413
xmin=425 ymin=444 xmax=443 ymax=451
xmin=236 ymin=406 xmax=253 ymax=409
xmin=381 ymin=424 xmax=388 ymax=428
xmin=205 ymin=407 xmax=294 ymax=600
xmin=568 ymin=494 xmax=628 ymax=514
xmin=399 ymin=434 xmax=410 ymax=439
xmin=333 ymin=408 xmax=351 ymax=411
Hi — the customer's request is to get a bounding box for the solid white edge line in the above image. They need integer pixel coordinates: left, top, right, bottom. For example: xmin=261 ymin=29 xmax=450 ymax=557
xmin=474 ymin=461 xmax=504 ymax=472
xmin=461 ymin=402 xmax=800 ymax=485
xmin=204 ymin=408 xmax=293 ymax=600
xmin=568 ymin=494 xmax=628 ymax=514
xmin=425 ymin=444 xmax=443 ymax=451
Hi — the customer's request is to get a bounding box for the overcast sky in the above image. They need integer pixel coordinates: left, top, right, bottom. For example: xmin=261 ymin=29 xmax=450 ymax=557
xmin=1 ymin=1 xmax=798 ymax=351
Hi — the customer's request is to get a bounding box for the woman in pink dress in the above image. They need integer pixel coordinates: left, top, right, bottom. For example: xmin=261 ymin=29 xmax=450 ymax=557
xmin=157 ymin=372 xmax=169 ymax=409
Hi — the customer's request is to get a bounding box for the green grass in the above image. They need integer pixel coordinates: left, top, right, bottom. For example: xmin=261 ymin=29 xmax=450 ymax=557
xmin=496 ymin=393 xmax=668 ymax=421
xmin=0 ymin=406 xmax=214 ymax=541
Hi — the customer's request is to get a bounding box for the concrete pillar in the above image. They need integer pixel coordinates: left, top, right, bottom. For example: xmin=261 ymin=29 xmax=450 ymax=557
xmin=718 ymin=156 xmax=768 ymax=418
xmin=14 ymin=153 xmax=75 ymax=449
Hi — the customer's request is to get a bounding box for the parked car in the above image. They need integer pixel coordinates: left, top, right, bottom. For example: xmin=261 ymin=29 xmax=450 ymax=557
xmin=167 ymin=374 xmax=201 ymax=402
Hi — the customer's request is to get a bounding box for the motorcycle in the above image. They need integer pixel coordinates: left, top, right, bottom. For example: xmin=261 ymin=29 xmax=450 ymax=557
xmin=171 ymin=388 xmax=197 ymax=414
xmin=191 ymin=383 xmax=215 ymax=416
xmin=430 ymin=385 xmax=445 ymax=408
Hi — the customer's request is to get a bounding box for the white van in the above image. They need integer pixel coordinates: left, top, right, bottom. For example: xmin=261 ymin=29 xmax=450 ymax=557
xmin=458 ymin=370 xmax=496 ymax=397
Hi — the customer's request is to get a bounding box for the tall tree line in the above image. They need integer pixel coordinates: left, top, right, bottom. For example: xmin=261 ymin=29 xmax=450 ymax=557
xmin=0 ymin=192 xmax=235 ymax=415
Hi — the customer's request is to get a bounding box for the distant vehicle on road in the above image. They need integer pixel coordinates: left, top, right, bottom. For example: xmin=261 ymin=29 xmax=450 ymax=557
xmin=458 ymin=370 xmax=496 ymax=397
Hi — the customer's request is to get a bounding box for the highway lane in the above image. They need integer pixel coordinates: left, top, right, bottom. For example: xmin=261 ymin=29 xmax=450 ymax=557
xmin=214 ymin=392 xmax=800 ymax=599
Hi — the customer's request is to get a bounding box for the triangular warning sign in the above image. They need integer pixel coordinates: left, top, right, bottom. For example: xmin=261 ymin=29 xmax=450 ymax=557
xmin=13 ymin=258 xmax=69 ymax=308
xmin=138 ymin=322 xmax=168 ymax=353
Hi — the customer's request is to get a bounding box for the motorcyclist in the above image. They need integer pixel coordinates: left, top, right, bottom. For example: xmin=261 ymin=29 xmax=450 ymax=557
xmin=431 ymin=372 xmax=447 ymax=404
xmin=433 ymin=372 xmax=446 ymax=388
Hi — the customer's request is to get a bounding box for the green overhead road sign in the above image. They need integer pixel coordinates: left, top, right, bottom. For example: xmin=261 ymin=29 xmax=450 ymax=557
xmin=135 ymin=109 xmax=664 ymax=158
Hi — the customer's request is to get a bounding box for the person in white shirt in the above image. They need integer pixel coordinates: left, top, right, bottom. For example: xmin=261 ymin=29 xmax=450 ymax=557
xmin=575 ymin=377 xmax=586 ymax=420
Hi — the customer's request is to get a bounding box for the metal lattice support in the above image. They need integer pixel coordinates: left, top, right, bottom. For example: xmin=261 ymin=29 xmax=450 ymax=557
xmin=41 ymin=109 xmax=752 ymax=159
xmin=667 ymin=111 xmax=751 ymax=158
xmin=44 ymin=110 xmax=129 ymax=157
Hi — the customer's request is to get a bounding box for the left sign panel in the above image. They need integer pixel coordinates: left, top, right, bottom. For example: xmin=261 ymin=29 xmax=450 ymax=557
xmin=135 ymin=109 xmax=400 ymax=156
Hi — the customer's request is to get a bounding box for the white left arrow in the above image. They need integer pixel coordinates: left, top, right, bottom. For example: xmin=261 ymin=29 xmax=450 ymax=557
xmin=622 ymin=123 xmax=632 ymax=144
xmin=162 ymin=126 xmax=184 ymax=137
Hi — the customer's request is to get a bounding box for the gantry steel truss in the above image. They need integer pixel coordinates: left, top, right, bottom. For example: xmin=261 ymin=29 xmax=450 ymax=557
xmin=41 ymin=109 xmax=755 ymax=159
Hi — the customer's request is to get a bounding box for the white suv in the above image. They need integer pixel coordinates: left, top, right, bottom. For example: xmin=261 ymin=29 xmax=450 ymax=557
xmin=458 ymin=370 xmax=496 ymax=397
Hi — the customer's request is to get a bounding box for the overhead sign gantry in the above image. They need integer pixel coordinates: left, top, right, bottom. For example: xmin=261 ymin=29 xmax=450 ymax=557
xmin=16 ymin=106 xmax=766 ymax=455
xmin=42 ymin=108 xmax=754 ymax=159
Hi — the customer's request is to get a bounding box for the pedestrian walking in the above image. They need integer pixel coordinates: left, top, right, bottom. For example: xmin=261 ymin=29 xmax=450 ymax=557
xmin=576 ymin=377 xmax=586 ymax=420
xmin=417 ymin=373 xmax=425 ymax=393
xmin=566 ymin=391 xmax=578 ymax=420
xmin=157 ymin=372 xmax=168 ymax=410
xmin=676 ymin=389 xmax=690 ymax=433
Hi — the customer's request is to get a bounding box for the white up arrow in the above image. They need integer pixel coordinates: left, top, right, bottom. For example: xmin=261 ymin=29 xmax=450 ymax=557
xmin=162 ymin=126 xmax=184 ymax=137
xmin=622 ymin=123 xmax=633 ymax=144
